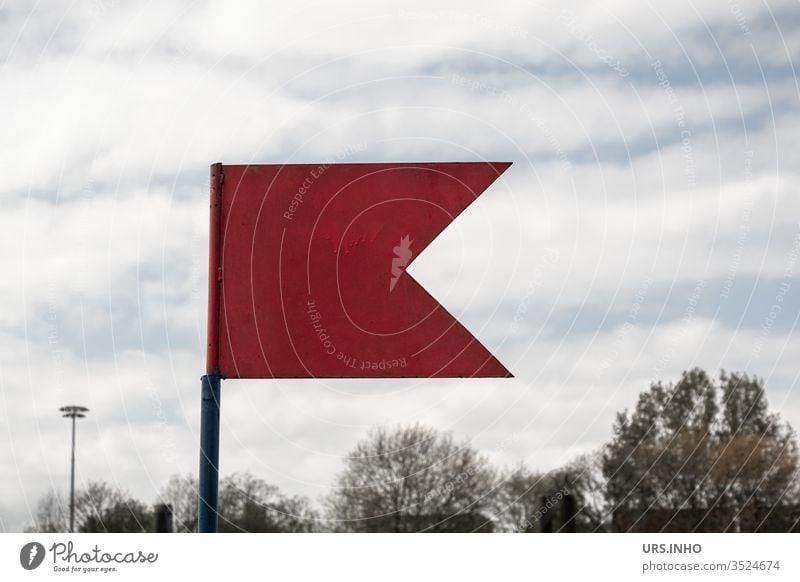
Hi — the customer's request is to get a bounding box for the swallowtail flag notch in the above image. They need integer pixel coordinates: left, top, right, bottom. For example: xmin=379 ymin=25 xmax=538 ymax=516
xmin=205 ymin=162 xmax=513 ymax=379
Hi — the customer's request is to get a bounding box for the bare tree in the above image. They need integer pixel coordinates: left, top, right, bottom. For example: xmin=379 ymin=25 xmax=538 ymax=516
xmin=550 ymin=452 xmax=609 ymax=532
xmin=28 ymin=489 xmax=67 ymax=533
xmin=160 ymin=474 xmax=198 ymax=533
xmin=160 ymin=472 xmax=318 ymax=532
xmin=76 ymin=481 xmax=153 ymax=532
xmin=326 ymin=424 xmax=498 ymax=532
xmin=494 ymin=464 xmax=549 ymax=532
xmin=495 ymin=453 xmax=609 ymax=532
xmin=217 ymin=473 xmax=317 ymax=532
xmin=28 ymin=482 xmax=153 ymax=533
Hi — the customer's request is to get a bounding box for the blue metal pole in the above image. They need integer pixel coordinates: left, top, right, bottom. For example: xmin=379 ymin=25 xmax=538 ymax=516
xmin=198 ymin=373 xmax=221 ymax=533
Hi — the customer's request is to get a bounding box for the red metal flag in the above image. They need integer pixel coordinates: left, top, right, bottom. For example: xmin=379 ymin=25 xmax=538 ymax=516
xmin=206 ymin=162 xmax=512 ymax=379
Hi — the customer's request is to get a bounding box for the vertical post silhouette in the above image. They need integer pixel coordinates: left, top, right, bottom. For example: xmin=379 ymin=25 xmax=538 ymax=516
xmin=59 ymin=405 xmax=89 ymax=533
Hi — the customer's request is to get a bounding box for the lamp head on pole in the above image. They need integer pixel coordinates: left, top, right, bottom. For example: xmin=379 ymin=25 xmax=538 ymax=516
xmin=59 ymin=405 xmax=89 ymax=419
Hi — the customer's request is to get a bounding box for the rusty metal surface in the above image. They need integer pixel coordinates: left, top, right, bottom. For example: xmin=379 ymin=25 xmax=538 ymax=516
xmin=205 ymin=163 xmax=223 ymax=375
xmin=208 ymin=162 xmax=512 ymax=379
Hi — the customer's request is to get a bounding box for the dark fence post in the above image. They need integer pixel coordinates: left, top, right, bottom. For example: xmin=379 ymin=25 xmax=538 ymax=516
xmin=561 ymin=494 xmax=577 ymax=533
xmin=539 ymin=496 xmax=553 ymax=533
xmin=154 ymin=504 xmax=173 ymax=533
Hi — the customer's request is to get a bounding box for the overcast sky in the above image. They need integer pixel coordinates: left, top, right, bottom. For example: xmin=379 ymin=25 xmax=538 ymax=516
xmin=2 ymin=0 xmax=799 ymax=532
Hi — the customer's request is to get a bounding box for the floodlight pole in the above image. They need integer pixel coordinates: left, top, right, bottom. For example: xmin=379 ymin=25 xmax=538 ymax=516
xmin=70 ymin=414 xmax=76 ymax=531
xmin=60 ymin=405 xmax=88 ymax=533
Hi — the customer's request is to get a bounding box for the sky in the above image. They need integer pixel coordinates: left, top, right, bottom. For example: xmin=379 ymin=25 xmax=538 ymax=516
xmin=1 ymin=0 xmax=799 ymax=532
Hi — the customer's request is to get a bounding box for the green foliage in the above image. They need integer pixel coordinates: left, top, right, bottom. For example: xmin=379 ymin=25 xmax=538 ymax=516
xmin=603 ymin=368 xmax=799 ymax=532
